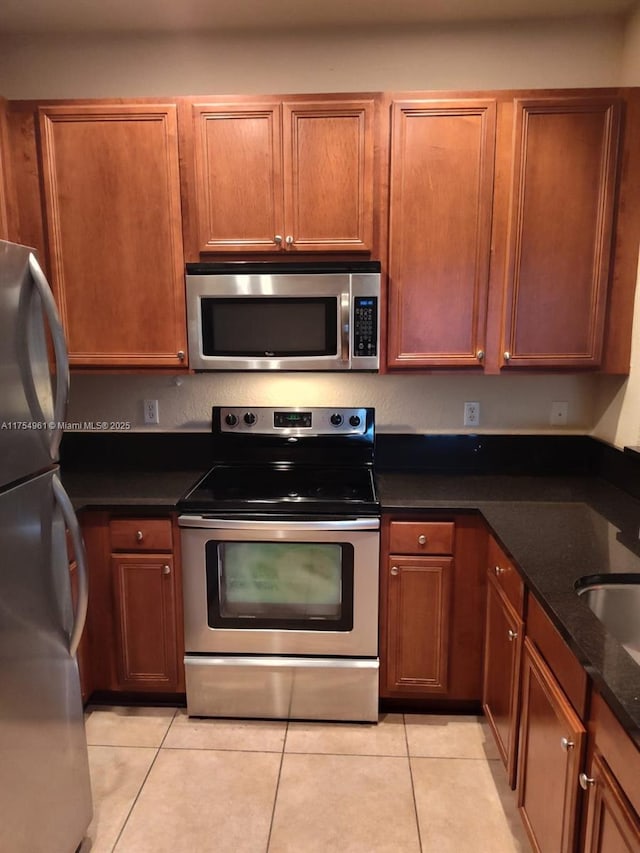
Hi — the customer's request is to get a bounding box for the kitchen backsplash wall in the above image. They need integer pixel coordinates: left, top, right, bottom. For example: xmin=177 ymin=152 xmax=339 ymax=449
xmin=66 ymin=373 xmax=597 ymax=435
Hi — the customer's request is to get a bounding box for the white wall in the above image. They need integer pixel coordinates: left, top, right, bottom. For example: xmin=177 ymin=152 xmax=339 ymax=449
xmin=66 ymin=372 xmax=598 ymax=434
xmin=2 ymin=16 xmax=637 ymax=439
xmin=592 ymin=6 xmax=640 ymax=449
xmin=0 ymin=19 xmax=624 ymax=98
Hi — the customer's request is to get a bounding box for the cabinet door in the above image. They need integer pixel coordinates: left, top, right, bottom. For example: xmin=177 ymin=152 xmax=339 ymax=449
xmin=282 ymin=100 xmax=374 ymax=251
xmin=482 ymin=575 xmax=523 ymax=788
xmin=193 ymin=102 xmax=283 ymax=253
xmin=501 ymin=97 xmax=621 ymax=369
xmin=387 ymin=99 xmax=496 ymax=367
xmin=385 ymin=555 xmax=452 ymax=694
xmin=111 ymin=554 xmax=179 ymax=692
xmin=38 ymin=104 xmax=187 ymax=367
xmin=0 ymin=98 xmax=11 ymax=240
xmin=517 ymin=638 xmax=586 ymax=853
xmin=583 ymin=750 xmax=640 ymax=853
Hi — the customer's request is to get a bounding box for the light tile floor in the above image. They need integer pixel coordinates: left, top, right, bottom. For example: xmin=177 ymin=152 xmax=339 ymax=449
xmin=84 ymin=706 xmax=531 ymax=853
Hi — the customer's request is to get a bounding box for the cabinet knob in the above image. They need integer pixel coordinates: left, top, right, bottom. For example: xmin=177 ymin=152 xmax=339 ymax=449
xmin=136 ymin=530 xmax=144 ymax=542
xmin=579 ymin=772 xmax=596 ymax=790
xmin=390 ymin=566 xmax=399 ymax=576
xmin=285 ymin=235 xmax=294 ymax=245
xmin=507 ymin=629 xmax=518 ymax=641
xmin=503 ymin=351 xmax=511 ymax=362
xmin=274 ymin=235 xmax=282 ymax=244
xmin=418 ymin=534 xmax=427 ymax=545
xmin=560 ymin=737 xmax=575 ymax=751
xmin=177 ymin=350 xmax=185 ymax=361
xmin=476 ymin=349 xmax=485 ymax=361
xmin=494 ymin=565 xmax=505 ymax=575
xmin=162 ymin=564 xmax=171 ymax=575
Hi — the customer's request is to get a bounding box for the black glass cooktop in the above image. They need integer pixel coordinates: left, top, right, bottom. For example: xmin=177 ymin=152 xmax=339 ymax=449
xmin=178 ymin=464 xmax=378 ymax=516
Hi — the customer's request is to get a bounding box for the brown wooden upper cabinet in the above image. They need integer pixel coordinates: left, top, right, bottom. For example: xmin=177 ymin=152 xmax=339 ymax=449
xmin=191 ymin=98 xmax=375 ymax=253
xmin=38 ymin=104 xmax=187 ymax=368
xmin=0 ymin=98 xmax=11 ymax=241
xmin=387 ymin=92 xmax=631 ymax=373
xmin=387 ymin=99 xmax=497 ymax=368
xmin=500 ymin=96 xmax=621 ymax=369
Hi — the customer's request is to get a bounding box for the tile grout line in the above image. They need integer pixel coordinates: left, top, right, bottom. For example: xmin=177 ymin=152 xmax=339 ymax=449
xmin=158 ymin=744 xmax=413 ymax=757
xmin=403 ymin=714 xmax=424 ymax=853
xmin=107 ymin=707 xmax=179 ymax=853
xmin=265 ymin=719 xmax=289 ymax=853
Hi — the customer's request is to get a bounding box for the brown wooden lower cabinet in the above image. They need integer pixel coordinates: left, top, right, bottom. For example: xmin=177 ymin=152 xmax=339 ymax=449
xmin=482 ymin=572 xmax=523 ymax=788
xmin=583 ymin=750 xmax=640 ymax=852
xmin=81 ymin=511 xmax=185 ymax=698
xmin=380 ymin=513 xmax=486 ymax=701
xmin=385 ymin=554 xmax=452 ymax=693
xmin=517 ymin=637 xmax=586 ymax=853
xmin=111 ymin=553 xmax=179 ymax=692
xmin=581 ymin=692 xmax=640 ymax=852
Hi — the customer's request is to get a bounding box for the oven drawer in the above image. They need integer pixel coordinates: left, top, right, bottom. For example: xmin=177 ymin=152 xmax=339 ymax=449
xmin=184 ymin=655 xmax=379 ymax=722
xmin=109 ymin=518 xmax=173 ymax=552
xmin=389 ymin=521 xmax=454 ymax=555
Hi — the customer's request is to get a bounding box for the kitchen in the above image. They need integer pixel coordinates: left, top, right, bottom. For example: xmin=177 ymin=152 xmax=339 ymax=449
xmin=1 ymin=0 xmax=640 ymax=851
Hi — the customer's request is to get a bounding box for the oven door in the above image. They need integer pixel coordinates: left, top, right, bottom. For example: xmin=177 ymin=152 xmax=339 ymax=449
xmin=179 ymin=517 xmax=379 ymax=657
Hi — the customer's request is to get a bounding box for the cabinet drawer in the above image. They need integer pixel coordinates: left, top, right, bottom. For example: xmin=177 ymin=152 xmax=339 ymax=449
xmin=109 ymin=518 xmax=173 ymax=552
xmin=526 ymin=595 xmax=588 ymax=719
xmin=389 ymin=521 xmax=454 ymax=555
xmin=487 ymin=536 xmax=524 ymax=615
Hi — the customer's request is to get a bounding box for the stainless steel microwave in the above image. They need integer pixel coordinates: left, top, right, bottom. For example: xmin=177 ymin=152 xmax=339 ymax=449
xmin=186 ymin=261 xmax=381 ymax=371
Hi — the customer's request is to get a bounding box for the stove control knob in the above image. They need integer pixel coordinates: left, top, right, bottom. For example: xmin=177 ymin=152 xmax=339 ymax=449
xmin=349 ymin=415 xmax=361 ymax=427
xmin=225 ymin=413 xmax=238 ymax=427
xmin=330 ymin=413 xmax=343 ymax=426
xmin=243 ymin=412 xmax=257 ymax=426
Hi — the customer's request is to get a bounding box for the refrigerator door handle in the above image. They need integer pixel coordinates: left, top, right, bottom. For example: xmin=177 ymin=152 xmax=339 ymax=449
xmin=28 ymin=253 xmax=69 ymax=458
xmin=53 ymin=475 xmax=88 ymax=657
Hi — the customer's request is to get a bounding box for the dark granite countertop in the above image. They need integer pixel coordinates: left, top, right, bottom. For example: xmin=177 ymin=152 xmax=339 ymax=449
xmin=61 ymin=468 xmax=205 ymax=512
xmin=58 ymin=430 xmax=640 ymax=748
xmin=378 ymin=472 xmax=640 ymax=747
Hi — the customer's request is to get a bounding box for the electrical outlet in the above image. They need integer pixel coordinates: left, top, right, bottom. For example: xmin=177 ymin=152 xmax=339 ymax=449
xmin=550 ymin=401 xmax=568 ymax=426
xmin=143 ymin=399 xmax=159 ymax=425
xmin=464 ymin=401 xmax=480 ymax=427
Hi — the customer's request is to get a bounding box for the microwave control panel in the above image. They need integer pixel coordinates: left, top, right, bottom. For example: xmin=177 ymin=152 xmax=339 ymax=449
xmin=353 ymin=297 xmax=378 ymax=358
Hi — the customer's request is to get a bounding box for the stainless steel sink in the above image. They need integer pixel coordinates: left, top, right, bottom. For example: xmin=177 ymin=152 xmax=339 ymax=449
xmin=577 ymin=577 xmax=640 ymax=665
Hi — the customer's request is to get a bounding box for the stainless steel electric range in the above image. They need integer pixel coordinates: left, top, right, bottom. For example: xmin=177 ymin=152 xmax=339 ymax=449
xmin=178 ymin=406 xmax=380 ymax=722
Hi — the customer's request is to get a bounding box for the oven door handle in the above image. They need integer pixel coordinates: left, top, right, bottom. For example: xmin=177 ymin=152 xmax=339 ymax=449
xmin=178 ymin=516 xmax=380 ymax=531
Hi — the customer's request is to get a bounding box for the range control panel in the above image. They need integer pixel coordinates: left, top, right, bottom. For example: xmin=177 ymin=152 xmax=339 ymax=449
xmin=217 ymin=407 xmax=369 ymax=436
xmin=353 ymin=296 xmax=378 ymax=358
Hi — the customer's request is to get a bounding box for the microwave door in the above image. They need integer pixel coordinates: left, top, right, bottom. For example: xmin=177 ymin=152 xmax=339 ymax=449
xmin=185 ymin=263 xmax=381 ymax=372
xmin=193 ymin=293 xmax=348 ymax=371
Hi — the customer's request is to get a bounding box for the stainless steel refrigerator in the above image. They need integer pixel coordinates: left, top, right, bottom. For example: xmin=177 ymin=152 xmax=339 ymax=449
xmin=0 ymin=239 xmax=93 ymax=852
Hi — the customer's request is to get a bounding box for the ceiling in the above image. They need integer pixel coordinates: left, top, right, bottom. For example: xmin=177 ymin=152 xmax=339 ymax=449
xmin=0 ymin=0 xmax=637 ymax=35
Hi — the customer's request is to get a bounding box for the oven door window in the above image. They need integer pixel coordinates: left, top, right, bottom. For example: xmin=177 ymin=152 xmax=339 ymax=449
xmin=205 ymin=541 xmax=354 ymax=631
xmin=200 ymin=297 xmax=338 ymax=357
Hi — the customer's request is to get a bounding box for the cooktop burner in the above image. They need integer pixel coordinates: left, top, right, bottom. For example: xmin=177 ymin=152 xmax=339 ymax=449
xmin=178 ymin=406 xmax=379 ymax=516
xmin=179 ymin=464 xmax=377 ymax=514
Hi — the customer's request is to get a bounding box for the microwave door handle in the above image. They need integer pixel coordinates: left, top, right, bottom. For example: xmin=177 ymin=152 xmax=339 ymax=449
xmin=340 ymin=293 xmax=350 ymax=365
